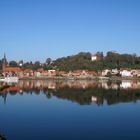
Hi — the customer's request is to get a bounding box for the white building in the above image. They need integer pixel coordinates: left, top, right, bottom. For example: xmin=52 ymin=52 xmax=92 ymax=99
xmin=101 ymin=69 xmax=111 ymax=76
xmin=91 ymin=53 xmax=97 ymax=61
xmin=112 ymin=69 xmax=119 ymax=75
xmin=120 ymin=70 xmax=132 ymax=77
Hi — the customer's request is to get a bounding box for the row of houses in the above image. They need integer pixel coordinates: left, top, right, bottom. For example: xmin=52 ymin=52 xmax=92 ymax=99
xmin=1 ymin=66 xmax=97 ymax=78
xmin=102 ymin=69 xmax=140 ymax=77
xmin=1 ymin=66 xmax=140 ymax=78
xmin=1 ymin=67 xmax=56 ymax=78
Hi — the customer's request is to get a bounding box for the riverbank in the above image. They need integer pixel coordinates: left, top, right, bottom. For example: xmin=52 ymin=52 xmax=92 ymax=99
xmin=19 ymin=76 xmax=140 ymax=81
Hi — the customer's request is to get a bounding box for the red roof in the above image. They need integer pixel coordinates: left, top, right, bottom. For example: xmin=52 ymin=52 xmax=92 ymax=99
xmin=4 ymin=67 xmax=22 ymax=72
xmin=37 ymin=68 xmax=44 ymax=72
xmin=88 ymin=71 xmax=97 ymax=76
xmin=23 ymin=69 xmax=33 ymax=73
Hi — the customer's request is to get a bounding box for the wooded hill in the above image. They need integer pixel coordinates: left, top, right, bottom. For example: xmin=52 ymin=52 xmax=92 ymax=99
xmin=54 ymin=52 xmax=140 ymax=71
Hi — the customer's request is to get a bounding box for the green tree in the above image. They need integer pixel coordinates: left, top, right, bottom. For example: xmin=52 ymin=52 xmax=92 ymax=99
xmin=9 ymin=61 xmax=18 ymax=67
xmin=33 ymin=61 xmax=41 ymax=70
xmin=46 ymin=58 xmax=52 ymax=65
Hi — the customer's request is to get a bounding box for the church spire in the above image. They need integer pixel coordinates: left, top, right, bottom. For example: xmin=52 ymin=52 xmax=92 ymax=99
xmin=2 ymin=53 xmax=7 ymax=72
xmin=4 ymin=53 xmax=6 ymax=60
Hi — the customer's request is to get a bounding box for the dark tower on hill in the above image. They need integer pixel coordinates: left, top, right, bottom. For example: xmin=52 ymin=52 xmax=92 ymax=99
xmin=2 ymin=53 xmax=7 ymax=72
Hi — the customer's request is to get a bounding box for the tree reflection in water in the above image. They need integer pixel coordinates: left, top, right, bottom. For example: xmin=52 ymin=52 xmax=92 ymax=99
xmin=0 ymin=80 xmax=140 ymax=105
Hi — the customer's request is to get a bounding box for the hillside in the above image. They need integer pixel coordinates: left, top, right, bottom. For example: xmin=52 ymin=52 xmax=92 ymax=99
xmin=54 ymin=52 xmax=103 ymax=71
xmin=54 ymin=52 xmax=140 ymax=71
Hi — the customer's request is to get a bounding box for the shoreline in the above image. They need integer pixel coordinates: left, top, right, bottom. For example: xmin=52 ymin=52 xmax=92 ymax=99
xmin=19 ymin=76 xmax=140 ymax=81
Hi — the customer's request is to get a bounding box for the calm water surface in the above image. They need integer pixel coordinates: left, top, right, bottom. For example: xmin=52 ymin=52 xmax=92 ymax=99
xmin=0 ymin=80 xmax=140 ymax=140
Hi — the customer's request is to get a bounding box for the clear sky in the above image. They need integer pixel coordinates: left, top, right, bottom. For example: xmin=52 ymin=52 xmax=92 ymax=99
xmin=0 ymin=0 xmax=140 ymax=62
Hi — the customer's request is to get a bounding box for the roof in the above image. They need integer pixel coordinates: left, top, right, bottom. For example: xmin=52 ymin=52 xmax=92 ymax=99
xmin=58 ymin=71 xmax=67 ymax=74
xmin=88 ymin=71 xmax=97 ymax=76
xmin=37 ymin=68 xmax=44 ymax=72
xmin=4 ymin=67 xmax=22 ymax=72
xmin=23 ymin=69 xmax=34 ymax=73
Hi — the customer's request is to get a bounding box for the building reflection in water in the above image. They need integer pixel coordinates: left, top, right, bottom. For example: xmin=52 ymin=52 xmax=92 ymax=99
xmin=0 ymin=80 xmax=140 ymax=106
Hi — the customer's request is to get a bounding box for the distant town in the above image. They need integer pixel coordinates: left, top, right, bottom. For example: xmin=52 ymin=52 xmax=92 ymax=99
xmin=0 ymin=51 xmax=140 ymax=80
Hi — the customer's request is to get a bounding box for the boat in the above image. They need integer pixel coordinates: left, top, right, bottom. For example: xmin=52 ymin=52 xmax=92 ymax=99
xmin=0 ymin=76 xmax=19 ymax=83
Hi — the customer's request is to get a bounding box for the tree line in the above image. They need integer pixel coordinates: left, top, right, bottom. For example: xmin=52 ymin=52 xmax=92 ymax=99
xmin=54 ymin=51 xmax=140 ymax=71
xmin=0 ymin=51 xmax=140 ymax=71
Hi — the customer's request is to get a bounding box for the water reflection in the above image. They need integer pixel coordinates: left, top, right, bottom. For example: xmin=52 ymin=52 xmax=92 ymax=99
xmin=0 ymin=80 xmax=140 ymax=106
xmin=0 ymin=134 xmax=6 ymax=140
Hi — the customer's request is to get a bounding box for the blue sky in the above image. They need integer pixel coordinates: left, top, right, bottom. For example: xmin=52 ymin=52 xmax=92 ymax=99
xmin=0 ymin=0 xmax=140 ymax=62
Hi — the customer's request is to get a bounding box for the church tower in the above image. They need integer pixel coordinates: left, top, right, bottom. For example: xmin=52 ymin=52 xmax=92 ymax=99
xmin=2 ymin=53 xmax=7 ymax=72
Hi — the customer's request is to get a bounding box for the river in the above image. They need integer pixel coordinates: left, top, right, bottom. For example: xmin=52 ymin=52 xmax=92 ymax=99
xmin=0 ymin=80 xmax=140 ymax=140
